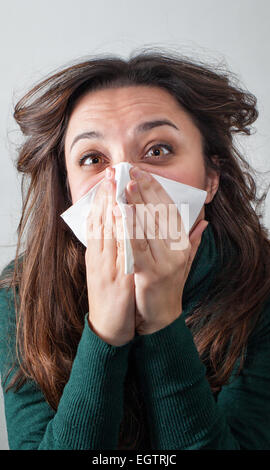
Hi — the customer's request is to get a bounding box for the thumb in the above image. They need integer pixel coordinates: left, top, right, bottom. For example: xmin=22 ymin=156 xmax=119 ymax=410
xmin=187 ymin=220 xmax=209 ymax=269
xmin=189 ymin=219 xmax=209 ymax=247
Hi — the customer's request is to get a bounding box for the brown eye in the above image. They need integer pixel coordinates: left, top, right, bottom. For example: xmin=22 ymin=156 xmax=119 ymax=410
xmin=145 ymin=144 xmax=173 ymax=160
xmin=79 ymin=153 xmax=104 ymax=166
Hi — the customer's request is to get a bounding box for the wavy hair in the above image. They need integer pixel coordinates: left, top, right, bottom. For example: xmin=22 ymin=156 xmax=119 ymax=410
xmin=1 ymin=47 xmax=270 ymax=449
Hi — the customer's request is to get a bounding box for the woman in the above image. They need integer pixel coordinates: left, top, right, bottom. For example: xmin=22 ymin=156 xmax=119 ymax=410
xmin=1 ymin=49 xmax=270 ymax=450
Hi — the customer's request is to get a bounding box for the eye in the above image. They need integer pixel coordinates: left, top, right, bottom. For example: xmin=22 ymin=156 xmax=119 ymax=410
xmin=144 ymin=143 xmax=173 ymax=160
xmin=78 ymin=143 xmax=174 ymax=167
xmin=79 ymin=153 xmax=105 ymax=167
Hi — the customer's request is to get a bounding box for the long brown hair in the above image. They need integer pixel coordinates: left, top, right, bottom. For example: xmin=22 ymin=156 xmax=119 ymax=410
xmin=1 ymin=48 xmax=270 ymax=447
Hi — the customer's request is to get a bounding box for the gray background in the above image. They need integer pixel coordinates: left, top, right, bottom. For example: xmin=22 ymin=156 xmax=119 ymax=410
xmin=0 ymin=0 xmax=269 ymax=450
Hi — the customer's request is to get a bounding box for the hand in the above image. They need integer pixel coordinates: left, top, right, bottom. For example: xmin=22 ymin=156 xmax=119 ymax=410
xmin=124 ymin=167 xmax=208 ymax=335
xmin=85 ymin=169 xmax=136 ymax=346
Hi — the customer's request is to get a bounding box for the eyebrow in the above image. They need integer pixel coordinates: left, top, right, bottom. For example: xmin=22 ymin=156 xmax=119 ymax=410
xmin=69 ymin=119 xmax=180 ymax=152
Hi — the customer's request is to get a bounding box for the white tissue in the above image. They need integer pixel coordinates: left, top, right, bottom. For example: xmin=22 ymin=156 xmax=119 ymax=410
xmin=61 ymin=162 xmax=207 ymax=274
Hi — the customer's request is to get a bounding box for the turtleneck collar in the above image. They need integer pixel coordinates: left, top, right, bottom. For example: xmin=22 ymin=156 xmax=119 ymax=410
xmin=182 ymin=222 xmax=219 ymax=318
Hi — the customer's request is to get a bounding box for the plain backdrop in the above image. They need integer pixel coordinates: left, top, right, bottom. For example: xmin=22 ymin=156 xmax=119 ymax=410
xmin=0 ymin=0 xmax=269 ymax=450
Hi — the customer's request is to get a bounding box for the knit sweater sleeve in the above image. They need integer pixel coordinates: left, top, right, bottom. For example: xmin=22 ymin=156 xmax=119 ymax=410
xmin=133 ymin=301 xmax=270 ymax=450
xmin=0 ymin=285 xmax=132 ymax=450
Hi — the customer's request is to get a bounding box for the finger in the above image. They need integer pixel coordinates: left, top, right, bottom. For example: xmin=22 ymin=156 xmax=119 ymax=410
xmin=129 ymin=167 xmax=173 ymax=207
xmin=128 ymin=171 xmax=169 ymax=242
xmin=189 ymin=219 xmax=208 ymax=245
xmin=113 ymin=202 xmax=127 ymax=275
xmin=123 ymin=186 xmax=158 ymax=270
xmin=102 ymin=167 xmax=129 ymax=274
xmin=102 ymin=180 xmax=117 ymax=266
xmin=87 ymin=181 xmax=106 ymax=252
xmin=186 ymin=220 xmax=208 ymax=271
xmin=125 ymin=178 xmax=171 ymax=264
xmin=127 ymin=168 xmax=187 ymax=252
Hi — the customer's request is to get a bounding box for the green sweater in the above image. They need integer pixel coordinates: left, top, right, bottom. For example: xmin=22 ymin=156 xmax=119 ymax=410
xmin=1 ymin=224 xmax=270 ymax=450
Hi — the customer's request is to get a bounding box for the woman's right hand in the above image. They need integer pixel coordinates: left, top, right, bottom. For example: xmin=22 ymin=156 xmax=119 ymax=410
xmin=85 ymin=168 xmax=136 ymax=347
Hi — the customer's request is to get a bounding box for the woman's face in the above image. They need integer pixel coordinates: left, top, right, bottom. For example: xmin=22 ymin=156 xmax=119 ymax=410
xmin=64 ymin=85 xmax=219 ymax=221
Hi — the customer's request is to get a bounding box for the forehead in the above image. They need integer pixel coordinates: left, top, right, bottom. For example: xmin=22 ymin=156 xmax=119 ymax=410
xmin=64 ymin=85 xmax=204 ymax=153
xmin=67 ymin=85 xmax=185 ymax=125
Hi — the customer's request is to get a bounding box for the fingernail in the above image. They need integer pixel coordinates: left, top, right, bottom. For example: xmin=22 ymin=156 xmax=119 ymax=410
xmin=131 ymin=168 xmax=150 ymax=181
xmin=129 ymin=181 xmax=138 ymax=192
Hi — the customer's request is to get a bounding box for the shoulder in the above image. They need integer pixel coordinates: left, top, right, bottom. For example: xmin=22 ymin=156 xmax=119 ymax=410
xmin=1 ymin=258 xmax=16 ymax=277
xmin=0 ymin=258 xmax=17 ymax=316
xmin=0 ymin=260 xmax=18 ymax=376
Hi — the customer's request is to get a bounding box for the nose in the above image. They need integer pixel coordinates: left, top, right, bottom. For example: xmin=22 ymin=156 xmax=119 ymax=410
xmin=105 ymin=161 xmax=141 ymax=180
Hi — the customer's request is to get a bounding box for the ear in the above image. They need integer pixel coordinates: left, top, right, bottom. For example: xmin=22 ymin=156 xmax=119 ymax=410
xmin=204 ymin=155 xmax=220 ymax=204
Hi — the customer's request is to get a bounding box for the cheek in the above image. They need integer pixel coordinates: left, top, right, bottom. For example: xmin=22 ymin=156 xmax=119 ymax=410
xmin=157 ymin=163 xmax=206 ymax=190
xmin=66 ymin=167 xmax=105 ymax=204
xmin=176 ymin=168 xmax=206 ymax=190
xmin=178 ymin=156 xmax=207 ymax=189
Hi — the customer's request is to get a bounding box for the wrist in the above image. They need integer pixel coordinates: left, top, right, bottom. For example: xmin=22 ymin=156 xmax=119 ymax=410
xmin=136 ymin=311 xmax=183 ymax=336
xmin=87 ymin=314 xmax=135 ymax=347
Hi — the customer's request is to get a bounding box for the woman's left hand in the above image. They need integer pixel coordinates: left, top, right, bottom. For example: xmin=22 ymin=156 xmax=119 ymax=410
xmin=124 ymin=167 xmax=208 ymax=335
